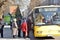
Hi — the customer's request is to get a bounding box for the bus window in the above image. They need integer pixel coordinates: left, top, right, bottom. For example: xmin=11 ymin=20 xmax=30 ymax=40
xmin=52 ymin=12 xmax=60 ymax=24
xmin=33 ymin=7 xmax=60 ymax=25
xmin=35 ymin=13 xmax=44 ymax=23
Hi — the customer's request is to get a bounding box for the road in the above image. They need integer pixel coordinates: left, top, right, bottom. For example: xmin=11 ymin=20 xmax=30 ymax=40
xmin=0 ymin=28 xmax=60 ymax=40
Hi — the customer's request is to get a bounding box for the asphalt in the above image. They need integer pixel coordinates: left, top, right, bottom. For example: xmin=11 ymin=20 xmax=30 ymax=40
xmin=0 ymin=28 xmax=60 ymax=40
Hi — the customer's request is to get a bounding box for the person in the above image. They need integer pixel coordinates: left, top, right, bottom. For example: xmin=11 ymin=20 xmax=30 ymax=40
xmin=27 ymin=16 xmax=33 ymax=38
xmin=15 ymin=6 xmax=22 ymax=37
xmin=0 ymin=18 xmax=4 ymax=38
xmin=36 ymin=13 xmax=44 ymax=23
xmin=9 ymin=5 xmax=18 ymax=27
xmin=12 ymin=18 xmax=18 ymax=38
xmin=21 ymin=18 xmax=28 ymax=38
xmin=17 ymin=17 xmax=21 ymax=37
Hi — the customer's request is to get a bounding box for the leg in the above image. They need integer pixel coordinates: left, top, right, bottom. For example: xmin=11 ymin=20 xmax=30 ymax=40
xmin=20 ymin=30 xmax=23 ymax=38
xmin=18 ymin=29 xmax=20 ymax=37
xmin=1 ymin=25 xmax=4 ymax=38
xmin=27 ymin=30 xmax=29 ymax=38
xmin=1 ymin=29 xmax=3 ymax=38
xmin=23 ymin=32 xmax=25 ymax=38
xmin=13 ymin=35 xmax=15 ymax=38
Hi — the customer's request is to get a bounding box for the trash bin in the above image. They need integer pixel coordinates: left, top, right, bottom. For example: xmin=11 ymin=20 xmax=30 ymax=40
xmin=3 ymin=25 xmax=12 ymax=38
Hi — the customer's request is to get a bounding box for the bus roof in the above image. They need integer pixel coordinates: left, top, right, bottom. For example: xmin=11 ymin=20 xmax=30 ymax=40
xmin=34 ymin=5 xmax=60 ymax=8
xmin=28 ymin=5 xmax=60 ymax=16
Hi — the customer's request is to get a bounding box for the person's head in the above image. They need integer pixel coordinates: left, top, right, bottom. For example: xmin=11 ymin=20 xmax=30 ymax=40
xmin=22 ymin=18 xmax=26 ymax=22
xmin=28 ymin=16 xmax=31 ymax=20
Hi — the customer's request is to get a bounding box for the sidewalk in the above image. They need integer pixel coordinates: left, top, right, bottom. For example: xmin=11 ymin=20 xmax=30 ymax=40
xmin=0 ymin=38 xmax=30 ymax=40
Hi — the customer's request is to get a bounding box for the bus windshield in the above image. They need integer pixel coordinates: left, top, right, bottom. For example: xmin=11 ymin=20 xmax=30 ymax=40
xmin=34 ymin=7 xmax=60 ymax=25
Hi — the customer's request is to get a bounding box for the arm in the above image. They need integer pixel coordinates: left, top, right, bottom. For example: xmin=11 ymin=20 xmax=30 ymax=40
xmin=14 ymin=21 xmax=18 ymax=28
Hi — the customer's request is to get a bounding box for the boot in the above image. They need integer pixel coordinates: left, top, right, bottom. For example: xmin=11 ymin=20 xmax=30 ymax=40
xmin=13 ymin=35 xmax=15 ymax=38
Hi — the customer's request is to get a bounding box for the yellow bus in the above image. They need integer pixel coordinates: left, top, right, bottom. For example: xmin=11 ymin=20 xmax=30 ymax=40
xmin=29 ymin=5 xmax=60 ymax=37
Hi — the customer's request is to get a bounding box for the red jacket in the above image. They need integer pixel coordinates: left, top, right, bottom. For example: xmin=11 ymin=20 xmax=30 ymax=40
xmin=21 ymin=21 xmax=28 ymax=36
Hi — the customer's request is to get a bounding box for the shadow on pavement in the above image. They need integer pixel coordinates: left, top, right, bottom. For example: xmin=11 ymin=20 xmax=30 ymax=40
xmin=30 ymin=36 xmax=54 ymax=40
xmin=34 ymin=36 xmax=54 ymax=39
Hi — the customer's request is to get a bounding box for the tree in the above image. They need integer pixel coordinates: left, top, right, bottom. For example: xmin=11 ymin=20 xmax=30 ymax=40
xmin=29 ymin=0 xmax=45 ymax=11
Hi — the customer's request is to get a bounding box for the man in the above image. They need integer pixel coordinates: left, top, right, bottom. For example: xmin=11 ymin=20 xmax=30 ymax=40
xmin=15 ymin=6 xmax=22 ymax=37
xmin=0 ymin=18 xmax=4 ymax=38
xmin=27 ymin=16 xmax=33 ymax=38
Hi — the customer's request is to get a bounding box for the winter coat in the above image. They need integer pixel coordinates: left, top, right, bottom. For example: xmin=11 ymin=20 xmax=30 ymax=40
xmin=21 ymin=20 xmax=28 ymax=36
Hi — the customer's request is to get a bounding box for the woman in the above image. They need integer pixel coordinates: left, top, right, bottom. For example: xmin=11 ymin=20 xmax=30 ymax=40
xmin=21 ymin=18 xmax=28 ymax=38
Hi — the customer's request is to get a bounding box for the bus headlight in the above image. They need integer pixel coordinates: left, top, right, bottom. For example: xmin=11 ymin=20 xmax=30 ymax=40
xmin=37 ymin=31 xmax=42 ymax=33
